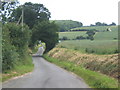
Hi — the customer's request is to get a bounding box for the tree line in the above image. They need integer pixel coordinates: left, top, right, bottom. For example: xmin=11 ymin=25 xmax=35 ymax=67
xmin=90 ymin=22 xmax=116 ymax=26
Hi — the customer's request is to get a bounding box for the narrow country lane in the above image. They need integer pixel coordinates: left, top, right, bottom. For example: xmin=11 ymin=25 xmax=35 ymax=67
xmin=2 ymin=57 xmax=90 ymax=88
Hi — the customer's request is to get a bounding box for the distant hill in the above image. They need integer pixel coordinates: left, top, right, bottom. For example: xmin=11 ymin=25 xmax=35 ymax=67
xmin=50 ymin=20 xmax=83 ymax=32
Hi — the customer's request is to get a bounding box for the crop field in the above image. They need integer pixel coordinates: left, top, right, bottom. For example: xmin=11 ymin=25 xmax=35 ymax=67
xmin=56 ymin=40 xmax=118 ymax=54
xmin=94 ymin=30 xmax=118 ymax=40
xmin=58 ymin=26 xmax=118 ymax=54
xmin=59 ymin=31 xmax=87 ymax=39
xmin=59 ymin=26 xmax=118 ymax=40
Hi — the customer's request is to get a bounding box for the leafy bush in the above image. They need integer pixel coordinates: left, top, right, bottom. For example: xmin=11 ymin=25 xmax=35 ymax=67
xmin=86 ymin=30 xmax=96 ymax=40
xmin=59 ymin=36 xmax=70 ymax=40
xmin=62 ymin=36 xmax=68 ymax=40
xmin=2 ymin=43 xmax=19 ymax=71
xmin=4 ymin=23 xmax=30 ymax=57
xmin=2 ymin=23 xmax=30 ymax=72
xmin=113 ymin=38 xmax=117 ymax=40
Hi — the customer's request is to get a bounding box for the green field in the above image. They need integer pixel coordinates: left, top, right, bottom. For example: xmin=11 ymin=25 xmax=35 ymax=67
xmin=58 ymin=26 xmax=118 ymax=54
xmin=70 ymin=26 xmax=117 ymax=31
xmin=94 ymin=30 xmax=118 ymax=40
xmin=59 ymin=26 xmax=118 ymax=40
xmin=57 ymin=40 xmax=118 ymax=54
xmin=59 ymin=31 xmax=87 ymax=39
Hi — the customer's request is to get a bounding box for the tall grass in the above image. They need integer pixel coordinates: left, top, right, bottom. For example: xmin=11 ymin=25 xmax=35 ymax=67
xmin=2 ymin=55 xmax=34 ymax=82
xmin=44 ymin=55 xmax=118 ymax=88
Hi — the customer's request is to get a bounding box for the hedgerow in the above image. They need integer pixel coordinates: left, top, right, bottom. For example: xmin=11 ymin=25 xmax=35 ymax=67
xmin=2 ymin=23 xmax=30 ymax=72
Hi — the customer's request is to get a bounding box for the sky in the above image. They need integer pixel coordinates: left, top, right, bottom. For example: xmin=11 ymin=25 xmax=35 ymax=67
xmin=19 ymin=0 xmax=119 ymax=26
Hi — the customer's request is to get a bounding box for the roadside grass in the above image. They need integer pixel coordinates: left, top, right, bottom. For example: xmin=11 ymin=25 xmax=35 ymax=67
xmin=0 ymin=74 xmax=1 ymax=82
xmin=48 ymin=48 xmax=118 ymax=78
xmin=43 ymin=54 xmax=118 ymax=88
xmin=2 ymin=55 xmax=34 ymax=82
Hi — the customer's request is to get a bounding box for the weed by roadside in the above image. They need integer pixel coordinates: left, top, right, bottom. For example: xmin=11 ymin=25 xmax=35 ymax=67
xmin=2 ymin=55 xmax=34 ymax=82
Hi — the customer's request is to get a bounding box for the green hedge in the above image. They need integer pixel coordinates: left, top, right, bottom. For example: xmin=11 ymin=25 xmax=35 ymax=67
xmin=2 ymin=23 xmax=31 ymax=72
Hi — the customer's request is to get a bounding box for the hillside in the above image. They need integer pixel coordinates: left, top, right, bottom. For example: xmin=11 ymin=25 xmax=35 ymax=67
xmin=59 ymin=26 xmax=118 ymax=40
xmin=58 ymin=25 xmax=118 ymax=54
xmin=50 ymin=20 xmax=83 ymax=32
xmin=70 ymin=26 xmax=117 ymax=31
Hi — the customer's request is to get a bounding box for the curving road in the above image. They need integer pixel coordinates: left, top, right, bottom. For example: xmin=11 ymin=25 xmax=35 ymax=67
xmin=2 ymin=47 xmax=89 ymax=88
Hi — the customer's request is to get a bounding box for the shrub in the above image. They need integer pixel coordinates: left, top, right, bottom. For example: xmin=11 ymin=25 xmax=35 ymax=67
xmin=113 ymin=38 xmax=117 ymax=40
xmin=86 ymin=30 xmax=96 ymax=41
xmin=2 ymin=43 xmax=19 ymax=71
xmin=5 ymin=23 xmax=30 ymax=57
xmin=2 ymin=23 xmax=30 ymax=71
xmin=76 ymin=36 xmax=86 ymax=40
xmin=62 ymin=36 xmax=69 ymax=40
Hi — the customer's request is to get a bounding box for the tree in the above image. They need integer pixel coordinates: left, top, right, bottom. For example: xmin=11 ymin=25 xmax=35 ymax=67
xmin=109 ymin=22 xmax=116 ymax=26
xmin=95 ymin=22 xmax=102 ymax=26
xmin=90 ymin=24 xmax=95 ymax=26
xmin=76 ymin=36 xmax=86 ymax=40
xmin=86 ymin=30 xmax=96 ymax=41
xmin=102 ymin=23 xmax=108 ymax=26
xmin=0 ymin=0 xmax=19 ymax=23
xmin=31 ymin=21 xmax=59 ymax=52
xmin=11 ymin=2 xmax=51 ymax=29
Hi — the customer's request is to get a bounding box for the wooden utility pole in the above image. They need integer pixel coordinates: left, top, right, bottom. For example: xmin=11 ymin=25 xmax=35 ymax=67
xmin=22 ymin=5 xmax=24 ymax=31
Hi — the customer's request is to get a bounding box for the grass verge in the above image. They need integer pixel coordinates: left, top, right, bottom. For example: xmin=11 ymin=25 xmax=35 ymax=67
xmin=43 ymin=54 xmax=118 ymax=88
xmin=2 ymin=55 xmax=34 ymax=82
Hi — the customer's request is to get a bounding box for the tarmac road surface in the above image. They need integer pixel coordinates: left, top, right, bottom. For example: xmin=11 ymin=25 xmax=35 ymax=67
xmin=2 ymin=57 xmax=90 ymax=88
